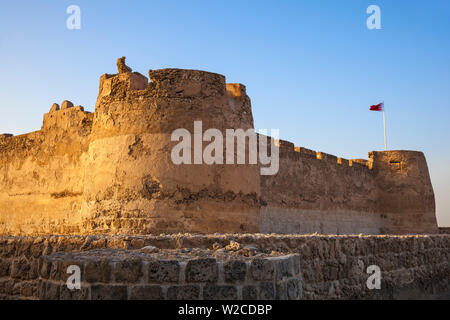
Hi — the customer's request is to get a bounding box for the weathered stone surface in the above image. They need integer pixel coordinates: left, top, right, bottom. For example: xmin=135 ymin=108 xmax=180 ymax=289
xmin=10 ymin=258 xmax=34 ymax=280
xmin=130 ymin=285 xmax=163 ymax=300
xmin=275 ymin=257 xmax=293 ymax=281
xmin=90 ymin=284 xmax=128 ymax=300
xmin=113 ymin=258 xmax=142 ymax=283
xmin=146 ymin=260 xmax=180 ymax=283
xmin=242 ymin=285 xmax=258 ymax=299
xmin=286 ymin=278 xmax=302 ymax=300
xmin=203 ymin=284 xmax=238 ymax=300
xmin=38 ymin=280 xmax=60 ymax=300
xmin=185 ymin=258 xmax=218 ymax=283
xmin=0 ymin=234 xmax=450 ymax=300
xmin=59 ymin=284 xmax=89 ymax=300
xmin=259 ymin=282 xmax=276 ymax=300
xmin=223 ymin=260 xmax=247 ymax=283
xmin=249 ymin=258 xmax=275 ymax=281
xmin=84 ymin=259 xmax=110 ymax=283
xmin=167 ymin=285 xmax=200 ymax=300
xmin=0 ymin=258 xmax=10 ymax=277
xmin=49 ymin=103 xmax=60 ymax=112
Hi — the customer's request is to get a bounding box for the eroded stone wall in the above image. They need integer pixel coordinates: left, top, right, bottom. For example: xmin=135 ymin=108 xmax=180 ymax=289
xmin=0 ymin=107 xmax=93 ymax=235
xmin=260 ymin=141 xmax=382 ymax=234
xmin=0 ymin=234 xmax=448 ymax=300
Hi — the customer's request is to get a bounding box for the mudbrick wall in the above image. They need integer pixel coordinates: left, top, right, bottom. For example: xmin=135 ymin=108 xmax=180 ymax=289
xmin=0 ymin=234 xmax=449 ymax=300
xmin=0 ymin=61 xmax=439 ymax=235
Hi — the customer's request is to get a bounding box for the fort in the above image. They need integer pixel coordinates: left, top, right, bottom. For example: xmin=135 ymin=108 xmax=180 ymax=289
xmin=0 ymin=59 xmax=439 ymax=236
xmin=0 ymin=59 xmax=448 ymax=300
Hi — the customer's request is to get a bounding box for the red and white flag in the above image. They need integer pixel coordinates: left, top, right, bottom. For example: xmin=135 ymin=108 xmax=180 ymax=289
xmin=370 ymin=102 xmax=384 ymax=111
xmin=369 ymin=101 xmax=387 ymax=150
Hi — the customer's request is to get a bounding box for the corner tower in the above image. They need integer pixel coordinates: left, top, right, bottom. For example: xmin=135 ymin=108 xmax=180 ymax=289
xmin=81 ymin=67 xmax=260 ymax=234
xmin=370 ymin=150 xmax=438 ymax=234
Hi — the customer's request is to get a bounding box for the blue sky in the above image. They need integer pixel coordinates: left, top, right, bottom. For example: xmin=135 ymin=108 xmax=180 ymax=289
xmin=1 ymin=0 xmax=449 ymax=226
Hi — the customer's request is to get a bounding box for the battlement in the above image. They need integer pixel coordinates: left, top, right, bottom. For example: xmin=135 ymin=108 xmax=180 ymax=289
xmin=0 ymin=59 xmax=439 ymax=236
xmin=42 ymin=103 xmax=93 ymax=132
xmin=270 ymin=138 xmax=372 ymax=173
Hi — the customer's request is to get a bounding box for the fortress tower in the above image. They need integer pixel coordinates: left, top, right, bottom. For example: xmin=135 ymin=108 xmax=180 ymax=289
xmin=0 ymin=59 xmax=439 ymax=235
xmin=81 ymin=69 xmax=260 ymax=234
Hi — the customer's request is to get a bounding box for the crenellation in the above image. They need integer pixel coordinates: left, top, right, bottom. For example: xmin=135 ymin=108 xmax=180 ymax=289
xmin=316 ymin=152 xmax=338 ymax=163
xmin=49 ymin=103 xmax=60 ymax=113
xmin=60 ymin=100 xmax=74 ymax=110
xmin=349 ymin=160 xmax=368 ymax=170
xmin=295 ymin=147 xmax=316 ymax=158
xmin=337 ymin=157 xmax=349 ymax=166
xmin=350 ymin=158 xmax=369 ymax=166
xmin=275 ymin=139 xmax=295 ymax=158
xmin=42 ymin=105 xmax=93 ymax=132
xmin=226 ymin=83 xmax=247 ymax=100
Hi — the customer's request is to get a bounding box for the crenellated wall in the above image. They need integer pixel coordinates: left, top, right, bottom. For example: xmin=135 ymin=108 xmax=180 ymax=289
xmin=0 ymin=64 xmax=439 ymax=235
xmin=259 ymin=139 xmax=438 ymax=235
xmin=259 ymin=139 xmax=382 ymax=235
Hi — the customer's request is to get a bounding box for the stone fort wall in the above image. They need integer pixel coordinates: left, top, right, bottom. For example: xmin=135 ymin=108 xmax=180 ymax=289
xmin=0 ymin=234 xmax=449 ymax=300
xmin=0 ymin=64 xmax=439 ymax=235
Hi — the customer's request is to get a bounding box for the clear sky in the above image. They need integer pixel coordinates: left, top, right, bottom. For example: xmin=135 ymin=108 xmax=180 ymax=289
xmin=1 ymin=0 xmax=449 ymax=226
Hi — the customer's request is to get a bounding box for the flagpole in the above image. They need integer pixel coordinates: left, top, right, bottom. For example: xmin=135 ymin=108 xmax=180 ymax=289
xmin=382 ymin=107 xmax=387 ymax=151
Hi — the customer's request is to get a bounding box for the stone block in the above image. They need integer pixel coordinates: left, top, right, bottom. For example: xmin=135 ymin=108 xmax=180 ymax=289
xmin=113 ymin=258 xmax=142 ymax=283
xmin=10 ymin=257 xmax=32 ymax=280
xmin=249 ymin=258 xmax=275 ymax=281
xmin=287 ymin=278 xmax=302 ymax=300
xmin=0 ymin=258 xmax=10 ymax=277
xmin=258 ymin=282 xmax=275 ymax=300
xmin=90 ymin=284 xmax=128 ymax=300
xmin=223 ymin=260 xmax=247 ymax=283
xmin=167 ymin=285 xmax=200 ymax=300
xmin=38 ymin=257 xmax=52 ymax=279
xmin=84 ymin=259 xmax=110 ymax=283
xmin=185 ymin=258 xmax=218 ymax=283
xmin=146 ymin=260 xmax=180 ymax=283
xmin=38 ymin=280 xmax=60 ymax=300
xmin=203 ymin=284 xmax=238 ymax=300
xmin=59 ymin=284 xmax=89 ymax=300
xmin=61 ymin=100 xmax=74 ymax=110
xmin=275 ymin=256 xmax=293 ymax=281
xmin=19 ymin=280 xmax=38 ymax=297
xmin=242 ymin=285 xmax=258 ymax=299
xmin=275 ymin=281 xmax=287 ymax=300
xmin=0 ymin=279 xmax=14 ymax=295
xmin=130 ymin=285 xmax=163 ymax=300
